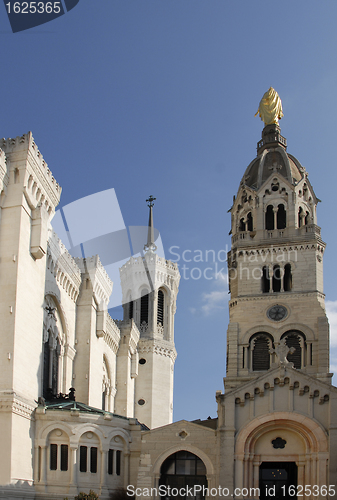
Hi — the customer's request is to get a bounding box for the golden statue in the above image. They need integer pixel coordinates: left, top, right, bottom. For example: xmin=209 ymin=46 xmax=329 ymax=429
xmin=255 ymin=87 xmax=283 ymax=125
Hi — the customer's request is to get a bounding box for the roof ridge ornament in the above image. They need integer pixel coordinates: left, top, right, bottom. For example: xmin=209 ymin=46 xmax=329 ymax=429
xmin=255 ymin=87 xmax=284 ymax=126
xmin=144 ymin=195 xmax=157 ymax=252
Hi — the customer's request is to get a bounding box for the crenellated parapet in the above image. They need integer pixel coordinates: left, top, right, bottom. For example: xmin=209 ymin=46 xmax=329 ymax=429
xmin=75 ymin=255 xmax=113 ymax=307
xmin=120 ymin=253 xmax=180 ymax=304
xmin=0 ymin=132 xmax=61 ymax=213
xmin=104 ymin=314 xmax=121 ymax=354
xmin=47 ymin=228 xmax=82 ymax=302
xmin=0 ymin=149 xmax=9 ymax=195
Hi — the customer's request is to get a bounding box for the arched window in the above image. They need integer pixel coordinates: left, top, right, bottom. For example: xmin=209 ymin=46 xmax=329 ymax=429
xmin=157 ymin=289 xmax=164 ymax=326
xmin=43 ymin=297 xmax=62 ymax=400
xmin=262 ymin=266 xmax=270 ymax=293
xmin=252 ymin=334 xmax=272 ymax=371
xmin=298 ymin=207 xmax=303 ymax=227
xmin=159 ymin=451 xmax=207 ymax=499
xmin=272 ymin=265 xmax=282 ymax=293
xmin=277 ymin=204 xmax=286 ymax=229
xmin=305 ymin=211 xmax=310 ymax=225
xmin=283 ymin=264 xmax=292 ymax=292
xmin=282 ymin=331 xmax=305 ymax=369
xmin=140 ymin=289 xmax=149 ymax=325
xmin=239 ymin=218 xmax=246 ymax=231
xmin=247 ymin=212 xmax=253 ymax=232
xmin=265 ymin=205 xmax=274 ymax=230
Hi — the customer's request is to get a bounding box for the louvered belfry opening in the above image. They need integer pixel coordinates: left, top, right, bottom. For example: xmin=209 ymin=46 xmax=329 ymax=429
xmin=284 ymin=332 xmax=302 ymax=369
xmin=140 ymin=291 xmax=149 ymax=324
xmin=253 ymin=335 xmax=271 ymax=371
xmin=262 ymin=266 xmax=270 ymax=293
xmin=157 ymin=289 xmax=164 ymax=325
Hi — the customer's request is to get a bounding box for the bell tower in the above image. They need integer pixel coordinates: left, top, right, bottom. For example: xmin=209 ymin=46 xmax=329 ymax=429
xmin=119 ymin=196 xmax=180 ymax=429
xmin=226 ymin=89 xmax=330 ymax=389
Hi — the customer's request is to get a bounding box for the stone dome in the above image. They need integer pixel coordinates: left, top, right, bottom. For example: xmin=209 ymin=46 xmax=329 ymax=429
xmin=241 ymin=124 xmax=306 ymax=190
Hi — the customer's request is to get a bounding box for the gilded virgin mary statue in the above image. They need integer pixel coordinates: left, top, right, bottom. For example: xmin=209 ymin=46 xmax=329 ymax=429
xmin=255 ymin=87 xmax=283 ymax=125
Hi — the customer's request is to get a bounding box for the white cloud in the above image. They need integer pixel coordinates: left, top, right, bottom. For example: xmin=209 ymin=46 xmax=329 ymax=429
xmin=326 ymin=300 xmax=337 ymax=347
xmin=199 ymin=272 xmax=229 ymax=316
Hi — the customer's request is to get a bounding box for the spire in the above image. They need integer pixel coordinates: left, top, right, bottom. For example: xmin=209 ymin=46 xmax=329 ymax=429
xmin=144 ymin=195 xmax=157 ymax=252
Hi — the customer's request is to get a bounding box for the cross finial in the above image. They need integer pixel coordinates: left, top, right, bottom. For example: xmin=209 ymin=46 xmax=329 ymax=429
xmin=146 ymin=195 xmax=156 ymax=208
xmin=144 ymin=195 xmax=157 ymax=252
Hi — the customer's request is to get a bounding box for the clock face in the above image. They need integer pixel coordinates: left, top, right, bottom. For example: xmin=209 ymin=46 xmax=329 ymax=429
xmin=267 ymin=305 xmax=287 ymax=321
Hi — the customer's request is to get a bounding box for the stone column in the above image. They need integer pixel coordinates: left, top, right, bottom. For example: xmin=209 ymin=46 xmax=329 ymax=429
xmin=33 ymin=446 xmax=39 ymax=483
xmin=100 ymin=449 xmax=109 ymax=498
xmin=40 ymin=445 xmax=47 ymax=485
xmin=123 ymin=452 xmax=130 ymax=489
xmin=68 ymin=446 xmax=78 ymax=496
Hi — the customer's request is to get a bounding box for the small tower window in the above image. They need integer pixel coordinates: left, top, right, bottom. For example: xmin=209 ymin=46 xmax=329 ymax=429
xmin=272 ymin=265 xmax=281 ymax=293
xmin=262 ymin=266 xmax=270 ymax=293
xmin=284 ymin=264 xmax=292 ymax=292
xmin=252 ymin=335 xmax=271 ymax=371
xmin=140 ymin=290 xmax=149 ymax=324
xmin=239 ymin=218 xmax=246 ymax=231
xmin=247 ymin=212 xmax=253 ymax=231
xmin=277 ymin=204 xmax=286 ymax=229
xmin=266 ymin=205 xmax=274 ymax=230
xmin=157 ymin=289 xmax=164 ymax=326
xmin=305 ymin=211 xmax=310 ymax=225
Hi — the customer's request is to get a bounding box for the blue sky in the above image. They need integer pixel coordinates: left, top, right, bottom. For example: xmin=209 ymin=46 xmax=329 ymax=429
xmin=1 ymin=0 xmax=337 ymax=421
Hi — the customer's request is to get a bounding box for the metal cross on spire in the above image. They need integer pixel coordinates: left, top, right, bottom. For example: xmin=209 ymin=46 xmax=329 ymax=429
xmin=144 ymin=195 xmax=157 ymax=252
xmin=146 ymin=195 xmax=156 ymax=208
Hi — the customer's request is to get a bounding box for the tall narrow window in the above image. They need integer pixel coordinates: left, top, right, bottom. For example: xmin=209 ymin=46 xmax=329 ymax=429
xmin=277 ymin=204 xmax=286 ymax=229
xmin=239 ymin=218 xmax=245 ymax=231
xmin=116 ymin=450 xmax=121 ymax=476
xmin=272 ymin=265 xmax=281 ymax=293
xmin=298 ymin=207 xmax=303 ymax=227
xmin=140 ymin=291 xmax=149 ymax=324
xmin=90 ymin=447 xmax=98 ymax=473
xmin=128 ymin=300 xmax=133 ymax=319
xmin=265 ymin=205 xmax=274 ymax=230
xmin=60 ymin=445 xmax=68 ymax=471
xmin=247 ymin=212 xmax=253 ymax=232
xmin=108 ymin=449 xmax=114 ymax=475
xmin=252 ymin=335 xmax=271 ymax=371
xmin=284 ymin=264 xmax=292 ymax=292
xmin=80 ymin=446 xmax=87 ymax=472
xmin=157 ymin=289 xmax=164 ymax=326
xmin=102 ymin=390 xmax=106 ymax=411
xmin=262 ymin=266 xmax=270 ymax=293
xmin=50 ymin=444 xmax=57 ymax=471
xmin=305 ymin=211 xmax=310 ymax=225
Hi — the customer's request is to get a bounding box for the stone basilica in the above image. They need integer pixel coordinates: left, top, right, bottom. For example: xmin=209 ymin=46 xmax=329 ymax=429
xmin=0 ymin=90 xmax=336 ymax=499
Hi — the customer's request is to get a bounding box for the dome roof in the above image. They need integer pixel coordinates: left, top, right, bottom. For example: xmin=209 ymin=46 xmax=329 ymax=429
xmin=242 ymin=124 xmax=306 ymax=190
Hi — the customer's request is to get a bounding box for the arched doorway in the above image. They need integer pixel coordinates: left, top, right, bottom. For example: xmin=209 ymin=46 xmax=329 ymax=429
xmin=159 ymin=451 xmax=207 ymax=499
xmin=234 ymin=412 xmax=329 ymax=497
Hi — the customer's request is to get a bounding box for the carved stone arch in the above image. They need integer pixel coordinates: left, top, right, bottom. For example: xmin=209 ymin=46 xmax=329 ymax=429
xmin=241 ymin=325 xmax=278 ymax=345
xmin=71 ymin=424 xmax=106 ymax=449
xmin=234 ymin=411 xmax=329 ymax=493
xmin=277 ymin=323 xmax=315 ymax=342
xmin=105 ymin=428 xmax=131 ymax=453
xmin=38 ymin=421 xmax=73 ymax=443
xmin=44 ymin=291 xmax=69 ymax=344
xmin=151 ymin=444 xmax=214 ymax=477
